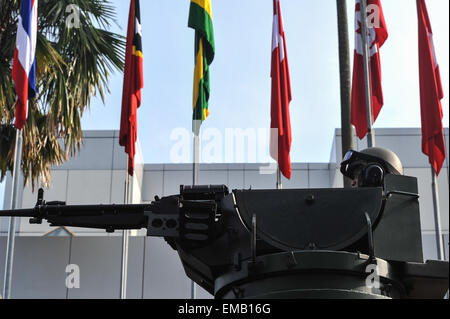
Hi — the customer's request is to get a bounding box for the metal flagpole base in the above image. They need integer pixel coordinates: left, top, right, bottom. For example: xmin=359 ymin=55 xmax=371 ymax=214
xmin=120 ymin=229 xmax=129 ymax=299
xmin=2 ymin=129 xmax=23 ymax=299
xmin=276 ymin=166 xmax=282 ymax=190
xmin=191 ymin=130 xmax=200 ymax=299
xmin=2 ymin=217 xmax=17 ymax=299
xmin=120 ymin=173 xmax=131 ymax=299
xmin=191 ymin=281 xmax=197 ymax=299
xmin=431 ymin=168 xmax=445 ymax=261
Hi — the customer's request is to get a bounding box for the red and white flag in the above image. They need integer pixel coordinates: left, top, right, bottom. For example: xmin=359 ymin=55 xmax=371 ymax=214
xmin=351 ymin=0 xmax=388 ymax=139
xmin=12 ymin=0 xmax=38 ymax=130
xmin=270 ymin=0 xmax=292 ymax=179
xmin=417 ymin=0 xmax=446 ymax=176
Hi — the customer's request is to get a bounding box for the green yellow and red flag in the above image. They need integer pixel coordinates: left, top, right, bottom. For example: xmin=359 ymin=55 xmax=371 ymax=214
xmin=188 ymin=0 xmax=215 ymax=135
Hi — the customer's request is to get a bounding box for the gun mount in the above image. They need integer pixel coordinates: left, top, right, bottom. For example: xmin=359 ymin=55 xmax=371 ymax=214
xmin=1 ymin=174 xmax=448 ymax=299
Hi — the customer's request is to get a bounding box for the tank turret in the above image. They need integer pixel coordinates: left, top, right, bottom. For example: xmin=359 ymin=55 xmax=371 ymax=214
xmin=1 ymin=148 xmax=448 ymax=299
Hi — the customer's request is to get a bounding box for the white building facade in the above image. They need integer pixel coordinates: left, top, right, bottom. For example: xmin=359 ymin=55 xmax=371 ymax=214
xmin=0 ymin=128 xmax=448 ymax=298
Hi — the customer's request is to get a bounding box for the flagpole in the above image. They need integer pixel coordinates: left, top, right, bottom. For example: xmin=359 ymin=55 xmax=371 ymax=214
xmin=360 ymin=0 xmax=376 ymax=148
xmin=193 ymin=132 xmax=200 ymax=186
xmin=430 ymin=168 xmax=445 ymax=260
xmin=2 ymin=129 xmax=23 ymax=299
xmin=191 ymin=129 xmax=200 ymax=299
xmin=276 ymin=165 xmax=282 ymax=190
xmin=336 ymin=0 xmax=355 ymax=188
xmin=120 ymin=165 xmax=131 ymax=299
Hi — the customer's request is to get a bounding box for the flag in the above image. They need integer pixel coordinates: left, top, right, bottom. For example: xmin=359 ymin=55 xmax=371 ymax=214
xmin=417 ymin=0 xmax=446 ymax=176
xmin=120 ymin=0 xmax=143 ymax=176
xmin=351 ymin=0 xmax=388 ymax=139
xmin=270 ymin=0 xmax=292 ymax=179
xmin=188 ymin=0 xmax=215 ymax=135
xmin=12 ymin=0 xmax=38 ymax=130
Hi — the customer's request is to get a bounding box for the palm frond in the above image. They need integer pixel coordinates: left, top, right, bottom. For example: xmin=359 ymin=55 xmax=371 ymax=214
xmin=0 ymin=0 xmax=125 ymax=190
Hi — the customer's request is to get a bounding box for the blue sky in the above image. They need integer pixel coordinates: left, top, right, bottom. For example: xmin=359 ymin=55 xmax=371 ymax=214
xmin=1 ymin=0 xmax=449 ymax=208
xmin=80 ymin=0 xmax=449 ymax=164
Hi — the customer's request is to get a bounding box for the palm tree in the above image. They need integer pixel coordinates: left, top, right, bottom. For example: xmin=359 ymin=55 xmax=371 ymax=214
xmin=0 ymin=0 xmax=124 ymax=189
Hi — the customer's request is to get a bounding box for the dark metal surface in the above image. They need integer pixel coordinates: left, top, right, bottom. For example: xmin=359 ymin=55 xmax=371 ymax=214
xmin=233 ymin=188 xmax=383 ymax=251
xmin=374 ymin=175 xmax=423 ymax=263
xmin=402 ymin=260 xmax=449 ymax=299
xmin=384 ymin=174 xmax=419 ymax=197
xmin=215 ymin=251 xmax=404 ymax=299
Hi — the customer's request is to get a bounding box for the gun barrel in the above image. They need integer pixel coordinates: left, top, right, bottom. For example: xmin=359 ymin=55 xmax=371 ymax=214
xmin=0 ymin=208 xmax=38 ymax=218
xmin=0 ymin=204 xmax=153 ymax=232
xmin=0 ymin=204 xmax=151 ymax=217
xmin=37 ymin=204 xmax=151 ymax=217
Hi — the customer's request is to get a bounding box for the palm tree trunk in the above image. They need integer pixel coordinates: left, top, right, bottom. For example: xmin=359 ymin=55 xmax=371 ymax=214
xmin=336 ymin=0 xmax=354 ymax=188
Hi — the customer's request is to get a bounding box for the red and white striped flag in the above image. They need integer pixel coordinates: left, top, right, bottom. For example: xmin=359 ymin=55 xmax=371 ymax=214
xmin=12 ymin=0 xmax=38 ymax=130
xmin=270 ymin=0 xmax=292 ymax=179
xmin=351 ymin=0 xmax=388 ymax=139
xmin=417 ymin=0 xmax=446 ymax=176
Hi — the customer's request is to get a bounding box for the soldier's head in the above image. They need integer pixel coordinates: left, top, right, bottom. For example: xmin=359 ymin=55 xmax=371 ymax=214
xmin=340 ymin=147 xmax=403 ymax=188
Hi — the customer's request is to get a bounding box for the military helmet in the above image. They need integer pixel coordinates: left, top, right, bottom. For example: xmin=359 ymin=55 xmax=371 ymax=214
xmin=359 ymin=148 xmax=403 ymax=175
xmin=340 ymin=147 xmax=403 ymax=185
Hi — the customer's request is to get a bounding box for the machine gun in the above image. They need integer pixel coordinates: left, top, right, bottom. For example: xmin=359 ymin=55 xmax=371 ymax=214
xmin=1 ymin=148 xmax=449 ymax=299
